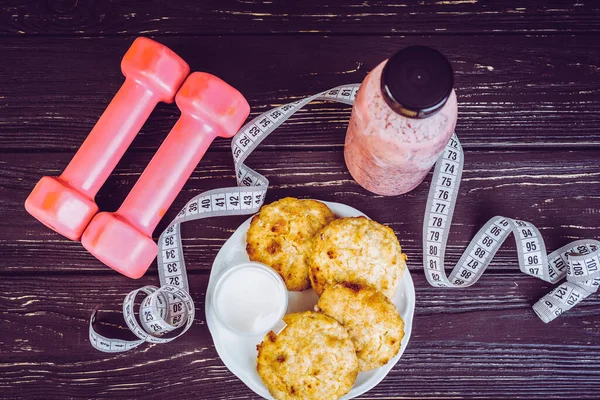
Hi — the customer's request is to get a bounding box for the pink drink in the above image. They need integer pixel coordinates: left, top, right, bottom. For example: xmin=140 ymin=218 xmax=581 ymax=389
xmin=345 ymin=46 xmax=458 ymax=196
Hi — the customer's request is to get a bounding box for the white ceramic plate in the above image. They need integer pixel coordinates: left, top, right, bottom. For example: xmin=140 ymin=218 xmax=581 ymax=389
xmin=205 ymin=201 xmax=415 ymax=399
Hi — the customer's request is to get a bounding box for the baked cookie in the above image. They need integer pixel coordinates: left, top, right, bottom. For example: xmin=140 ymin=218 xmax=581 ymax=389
xmin=246 ymin=197 xmax=336 ymax=291
xmin=309 ymin=216 xmax=406 ymax=299
xmin=316 ymin=283 xmax=405 ymax=371
xmin=256 ymin=311 xmax=358 ymax=400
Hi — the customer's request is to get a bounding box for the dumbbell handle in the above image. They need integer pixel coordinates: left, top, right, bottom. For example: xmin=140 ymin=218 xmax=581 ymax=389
xmin=118 ymin=113 xmax=216 ymax=235
xmin=62 ymin=79 xmax=159 ymax=197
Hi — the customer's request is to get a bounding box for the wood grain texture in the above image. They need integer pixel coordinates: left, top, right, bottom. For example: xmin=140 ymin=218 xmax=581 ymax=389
xmin=2 ymin=1 xmax=600 ymax=398
xmin=0 ymin=274 xmax=599 ymax=399
xmin=2 ymin=0 xmax=600 ymax=36
xmin=1 ymin=35 xmax=600 ymax=151
xmin=2 ymin=149 xmax=599 ymax=273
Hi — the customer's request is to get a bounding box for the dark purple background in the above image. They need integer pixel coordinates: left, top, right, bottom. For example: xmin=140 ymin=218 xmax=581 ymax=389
xmin=1 ymin=0 xmax=599 ymax=398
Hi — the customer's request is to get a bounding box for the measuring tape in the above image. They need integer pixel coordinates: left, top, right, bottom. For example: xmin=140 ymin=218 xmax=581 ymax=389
xmin=89 ymin=83 xmax=599 ymax=352
xmin=423 ymin=135 xmax=600 ymax=322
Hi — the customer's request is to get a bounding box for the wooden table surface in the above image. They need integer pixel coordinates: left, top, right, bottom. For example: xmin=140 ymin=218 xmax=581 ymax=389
xmin=2 ymin=1 xmax=600 ymax=399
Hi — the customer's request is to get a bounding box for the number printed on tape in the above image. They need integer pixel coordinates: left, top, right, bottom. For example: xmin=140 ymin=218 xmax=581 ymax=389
xmin=226 ymin=192 xmax=241 ymax=210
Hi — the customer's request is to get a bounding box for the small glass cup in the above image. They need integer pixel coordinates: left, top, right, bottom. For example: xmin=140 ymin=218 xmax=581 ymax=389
xmin=212 ymin=262 xmax=288 ymax=336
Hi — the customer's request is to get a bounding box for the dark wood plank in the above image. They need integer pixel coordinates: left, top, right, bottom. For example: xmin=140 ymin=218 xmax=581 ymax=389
xmin=1 ymin=35 xmax=600 ymax=151
xmin=2 ymin=149 xmax=599 ymax=273
xmin=1 ymin=1 xmax=598 ymax=398
xmin=2 ymin=0 xmax=600 ymax=35
xmin=1 ymin=273 xmax=598 ymax=399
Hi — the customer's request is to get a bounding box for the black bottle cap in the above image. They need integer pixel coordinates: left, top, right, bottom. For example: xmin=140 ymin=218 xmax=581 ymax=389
xmin=381 ymin=45 xmax=454 ymax=119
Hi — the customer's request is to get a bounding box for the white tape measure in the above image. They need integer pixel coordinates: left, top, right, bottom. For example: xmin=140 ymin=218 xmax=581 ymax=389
xmin=423 ymin=135 xmax=600 ymax=322
xmin=89 ymin=83 xmax=599 ymax=352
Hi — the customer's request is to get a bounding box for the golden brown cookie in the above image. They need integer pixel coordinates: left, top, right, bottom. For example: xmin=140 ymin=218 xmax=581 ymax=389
xmin=316 ymin=283 xmax=405 ymax=371
xmin=256 ymin=311 xmax=358 ymax=400
xmin=309 ymin=216 xmax=406 ymax=299
xmin=246 ymin=197 xmax=336 ymax=291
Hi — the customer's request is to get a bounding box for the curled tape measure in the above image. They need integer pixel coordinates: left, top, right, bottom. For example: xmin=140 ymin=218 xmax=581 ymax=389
xmin=423 ymin=135 xmax=600 ymax=322
xmin=90 ymin=83 xmax=599 ymax=352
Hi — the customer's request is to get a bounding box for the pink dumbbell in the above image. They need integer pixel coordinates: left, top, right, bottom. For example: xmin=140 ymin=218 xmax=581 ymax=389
xmin=24 ymin=37 xmax=190 ymax=241
xmin=81 ymin=72 xmax=250 ymax=279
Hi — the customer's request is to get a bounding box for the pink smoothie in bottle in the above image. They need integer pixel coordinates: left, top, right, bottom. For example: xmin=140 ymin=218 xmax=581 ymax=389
xmin=345 ymin=46 xmax=458 ymax=196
